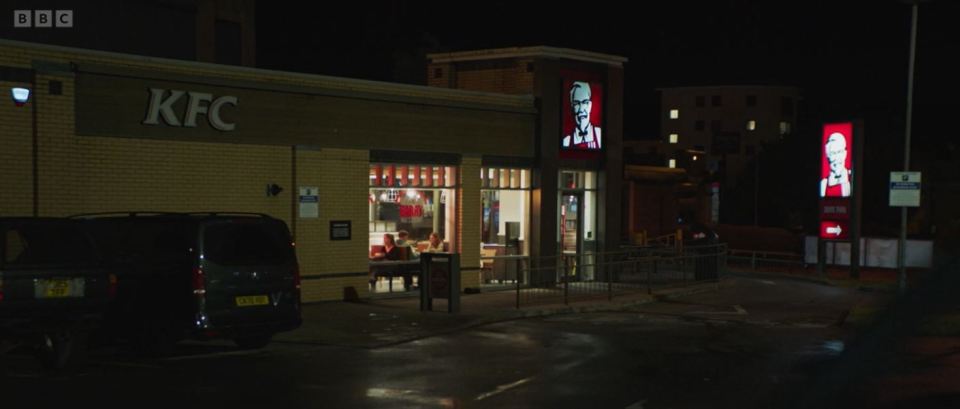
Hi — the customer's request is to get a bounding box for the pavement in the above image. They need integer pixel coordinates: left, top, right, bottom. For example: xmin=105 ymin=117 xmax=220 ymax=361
xmin=767 ymin=257 xmax=960 ymax=409
xmin=274 ymin=281 xmax=720 ymax=349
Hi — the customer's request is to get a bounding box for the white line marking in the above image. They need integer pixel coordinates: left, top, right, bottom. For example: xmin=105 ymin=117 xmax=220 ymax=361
xmin=366 ymin=388 xmax=457 ymax=407
xmin=691 ymin=305 xmax=748 ymax=316
xmin=625 ymin=399 xmax=647 ymax=409
xmin=95 ymin=361 xmax=163 ymax=369
xmin=475 ymin=376 xmax=535 ymax=401
xmin=161 ymin=349 xmax=265 ymax=361
xmin=4 ymin=372 xmax=42 ymax=379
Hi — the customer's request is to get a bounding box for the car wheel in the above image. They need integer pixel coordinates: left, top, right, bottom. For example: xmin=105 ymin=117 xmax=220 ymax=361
xmin=37 ymin=330 xmax=86 ymax=370
xmin=234 ymin=334 xmax=272 ymax=350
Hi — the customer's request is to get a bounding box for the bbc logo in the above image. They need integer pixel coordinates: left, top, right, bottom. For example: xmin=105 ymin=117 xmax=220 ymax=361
xmin=13 ymin=10 xmax=74 ymax=28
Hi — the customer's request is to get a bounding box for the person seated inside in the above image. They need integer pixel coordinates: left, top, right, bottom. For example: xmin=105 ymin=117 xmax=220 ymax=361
xmin=396 ymin=230 xmax=419 ymax=259
xmin=422 ymin=232 xmax=445 ymax=253
xmin=369 ymin=233 xmax=401 ymax=286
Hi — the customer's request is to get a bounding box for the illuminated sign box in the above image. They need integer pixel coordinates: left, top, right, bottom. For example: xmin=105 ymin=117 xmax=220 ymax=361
xmin=561 ymin=78 xmax=604 ymax=151
xmin=820 ymin=122 xmax=853 ymax=198
xmin=820 ymin=220 xmax=850 ymax=240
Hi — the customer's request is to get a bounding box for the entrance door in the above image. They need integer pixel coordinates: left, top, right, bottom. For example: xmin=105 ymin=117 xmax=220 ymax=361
xmin=560 ymin=193 xmax=583 ymax=281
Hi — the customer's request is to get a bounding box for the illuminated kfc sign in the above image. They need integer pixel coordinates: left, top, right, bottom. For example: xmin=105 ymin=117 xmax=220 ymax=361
xmin=819 ymin=122 xmax=853 ymax=198
xmin=818 ymin=121 xmax=860 ymax=241
xmin=561 ymin=79 xmax=604 ymax=151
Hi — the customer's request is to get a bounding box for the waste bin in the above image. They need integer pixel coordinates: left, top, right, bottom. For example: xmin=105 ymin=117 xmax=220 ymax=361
xmin=419 ymin=253 xmax=460 ymax=313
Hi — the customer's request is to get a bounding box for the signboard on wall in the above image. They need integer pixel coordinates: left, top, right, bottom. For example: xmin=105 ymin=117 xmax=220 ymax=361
xmin=330 ymin=220 xmax=351 ymax=240
xmin=298 ymin=186 xmax=319 ymax=219
xmin=561 ymin=78 xmax=604 ymax=151
xmin=74 ymin=69 xmax=536 ymax=157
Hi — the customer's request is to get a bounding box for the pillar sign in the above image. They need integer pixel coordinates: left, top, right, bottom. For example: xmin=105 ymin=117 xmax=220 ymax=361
xmin=818 ymin=122 xmax=857 ymax=241
xmin=817 ymin=121 xmax=864 ymax=278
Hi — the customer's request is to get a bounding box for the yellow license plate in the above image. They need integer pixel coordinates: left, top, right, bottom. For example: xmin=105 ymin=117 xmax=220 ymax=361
xmin=44 ymin=280 xmax=71 ymax=298
xmin=235 ymin=295 xmax=269 ymax=307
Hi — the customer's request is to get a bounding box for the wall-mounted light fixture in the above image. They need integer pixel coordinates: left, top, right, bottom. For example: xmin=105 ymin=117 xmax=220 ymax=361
xmin=11 ymin=87 xmax=30 ymax=106
xmin=266 ymin=183 xmax=283 ymax=197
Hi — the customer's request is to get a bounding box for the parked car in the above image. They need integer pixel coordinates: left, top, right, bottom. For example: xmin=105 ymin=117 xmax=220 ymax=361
xmin=0 ymin=218 xmax=114 ymax=369
xmin=683 ymin=222 xmax=720 ymax=246
xmin=74 ymin=212 xmax=302 ymax=354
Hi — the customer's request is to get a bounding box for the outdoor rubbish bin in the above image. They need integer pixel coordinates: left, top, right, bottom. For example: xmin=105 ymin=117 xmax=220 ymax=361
xmin=420 ymin=253 xmax=460 ymax=313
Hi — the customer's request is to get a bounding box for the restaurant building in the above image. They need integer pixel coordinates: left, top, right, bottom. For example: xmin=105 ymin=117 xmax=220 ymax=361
xmin=0 ymin=40 xmax=625 ymax=301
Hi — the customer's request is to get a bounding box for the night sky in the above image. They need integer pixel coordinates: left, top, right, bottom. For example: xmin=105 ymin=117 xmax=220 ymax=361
xmin=257 ymin=0 xmax=958 ymax=232
xmin=257 ymin=0 xmax=958 ymax=145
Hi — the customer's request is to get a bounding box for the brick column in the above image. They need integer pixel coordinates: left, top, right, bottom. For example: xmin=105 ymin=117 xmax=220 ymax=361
xmin=458 ymin=154 xmax=482 ymax=290
xmin=295 ymin=148 xmax=370 ymax=302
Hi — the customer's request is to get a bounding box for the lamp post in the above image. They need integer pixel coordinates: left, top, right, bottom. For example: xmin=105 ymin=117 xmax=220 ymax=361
xmin=898 ymin=0 xmax=922 ymax=294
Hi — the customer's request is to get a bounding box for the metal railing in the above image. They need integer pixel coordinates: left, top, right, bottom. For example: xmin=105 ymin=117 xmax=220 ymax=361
xmin=479 ymin=255 xmax=530 ymax=288
xmin=506 ymin=244 xmax=727 ymax=308
xmin=727 ymin=249 xmax=805 ymax=271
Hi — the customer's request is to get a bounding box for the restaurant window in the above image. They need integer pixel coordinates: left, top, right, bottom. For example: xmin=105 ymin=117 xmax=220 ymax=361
xmin=480 ymin=168 xmax=531 ymax=286
xmin=369 ymin=164 xmax=458 ymax=255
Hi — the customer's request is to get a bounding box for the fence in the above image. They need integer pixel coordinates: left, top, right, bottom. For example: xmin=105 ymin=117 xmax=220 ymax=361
xmin=487 ymin=244 xmax=727 ymax=309
xmin=727 ymin=249 xmax=806 ymax=272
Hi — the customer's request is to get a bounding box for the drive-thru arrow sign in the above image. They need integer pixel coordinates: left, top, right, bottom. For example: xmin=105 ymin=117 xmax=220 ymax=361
xmin=826 ymin=225 xmax=842 ymax=236
xmin=820 ymin=220 xmax=850 ymax=240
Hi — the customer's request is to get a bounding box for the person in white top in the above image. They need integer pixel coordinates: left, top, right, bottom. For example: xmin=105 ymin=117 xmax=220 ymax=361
xmin=562 ymin=81 xmax=602 ymax=150
xmin=422 ymin=232 xmax=445 ymax=253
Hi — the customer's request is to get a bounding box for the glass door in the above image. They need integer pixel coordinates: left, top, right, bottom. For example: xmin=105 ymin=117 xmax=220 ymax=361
xmin=560 ymin=192 xmax=583 ymax=281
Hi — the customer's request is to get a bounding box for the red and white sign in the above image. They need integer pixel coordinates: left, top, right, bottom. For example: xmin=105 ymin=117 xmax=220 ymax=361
xmin=819 ymin=220 xmax=850 ymax=240
xmin=561 ymin=78 xmax=604 ymax=151
xmin=820 ymin=122 xmax=854 ymax=198
xmin=819 ymin=198 xmax=850 ymax=221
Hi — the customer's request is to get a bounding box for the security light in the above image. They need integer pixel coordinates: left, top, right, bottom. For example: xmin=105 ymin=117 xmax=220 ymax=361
xmin=12 ymin=87 xmax=30 ymax=106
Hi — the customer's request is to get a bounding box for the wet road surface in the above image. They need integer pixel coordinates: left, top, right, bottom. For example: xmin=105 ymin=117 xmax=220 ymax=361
xmin=1 ymin=276 xmax=878 ymax=408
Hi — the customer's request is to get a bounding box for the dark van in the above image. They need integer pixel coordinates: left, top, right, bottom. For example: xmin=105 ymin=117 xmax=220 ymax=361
xmin=1 ymin=218 xmax=114 ymax=369
xmin=75 ymin=213 xmax=301 ymax=353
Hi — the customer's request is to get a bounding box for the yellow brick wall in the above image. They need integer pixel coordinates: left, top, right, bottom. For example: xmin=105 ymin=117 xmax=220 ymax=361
xmin=426 ymin=63 xmax=453 ymax=88
xmin=458 ymin=155 xmax=481 ymax=290
xmin=0 ymin=43 xmax=500 ymax=301
xmin=429 ymin=59 xmax=535 ymax=96
xmin=294 ymin=148 xmax=370 ymax=302
xmin=0 ymin=80 xmax=34 ymax=216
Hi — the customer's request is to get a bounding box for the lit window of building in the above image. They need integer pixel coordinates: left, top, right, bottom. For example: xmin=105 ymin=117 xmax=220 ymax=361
xmin=669 ymin=133 xmax=678 ymax=144
xmin=669 ymin=109 xmax=679 ymax=119
xmin=779 ymin=121 xmax=791 ymax=135
xmin=668 ymin=159 xmax=676 ymax=168
xmin=747 ymin=120 xmax=756 ymax=131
